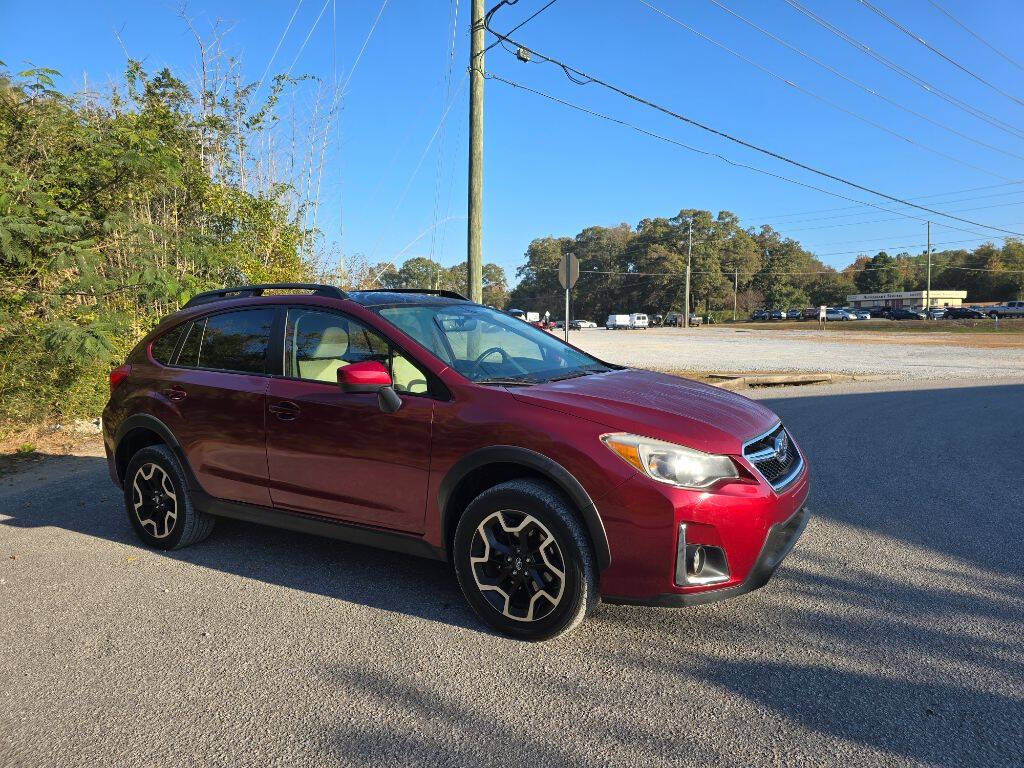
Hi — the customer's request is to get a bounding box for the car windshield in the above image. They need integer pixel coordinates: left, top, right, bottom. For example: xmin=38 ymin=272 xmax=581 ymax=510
xmin=376 ymin=304 xmax=611 ymax=384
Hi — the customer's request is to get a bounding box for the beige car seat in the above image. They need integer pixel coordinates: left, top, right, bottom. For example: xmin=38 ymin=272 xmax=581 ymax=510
xmin=391 ymin=354 xmax=428 ymax=394
xmin=297 ymin=325 xmax=351 ymax=382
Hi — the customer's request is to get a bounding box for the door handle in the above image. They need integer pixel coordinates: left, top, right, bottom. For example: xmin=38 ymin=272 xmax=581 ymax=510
xmin=269 ymin=400 xmax=301 ymax=421
xmin=165 ymin=385 xmax=187 ymax=402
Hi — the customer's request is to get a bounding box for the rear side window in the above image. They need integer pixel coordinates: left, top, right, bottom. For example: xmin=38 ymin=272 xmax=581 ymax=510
xmin=176 ymin=320 xmax=205 ymax=368
xmin=197 ymin=309 xmax=275 ymax=374
xmin=151 ymin=326 xmax=184 ymax=364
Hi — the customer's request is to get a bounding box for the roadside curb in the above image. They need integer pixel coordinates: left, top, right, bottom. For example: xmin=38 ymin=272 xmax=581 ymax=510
xmin=706 ymin=372 xmax=885 ymax=389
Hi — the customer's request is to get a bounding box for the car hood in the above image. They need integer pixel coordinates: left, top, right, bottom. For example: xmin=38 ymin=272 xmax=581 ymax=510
xmin=512 ymin=369 xmax=780 ymax=455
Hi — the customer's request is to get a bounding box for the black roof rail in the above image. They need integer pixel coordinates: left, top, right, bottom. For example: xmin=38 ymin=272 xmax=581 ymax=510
xmin=355 ymin=288 xmax=468 ymax=300
xmin=182 ymin=283 xmax=347 ymax=309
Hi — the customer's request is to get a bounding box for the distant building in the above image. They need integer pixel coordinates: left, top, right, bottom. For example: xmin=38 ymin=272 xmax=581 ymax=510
xmin=846 ymin=290 xmax=967 ymax=310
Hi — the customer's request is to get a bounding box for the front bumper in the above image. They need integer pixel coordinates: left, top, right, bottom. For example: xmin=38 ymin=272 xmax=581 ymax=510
xmin=603 ymin=505 xmax=809 ymax=607
xmin=596 ymin=443 xmax=810 ymax=604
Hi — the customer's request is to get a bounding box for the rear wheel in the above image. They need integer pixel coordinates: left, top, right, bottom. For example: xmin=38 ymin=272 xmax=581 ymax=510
xmin=123 ymin=444 xmax=214 ymax=550
xmin=453 ymin=479 xmax=597 ymax=641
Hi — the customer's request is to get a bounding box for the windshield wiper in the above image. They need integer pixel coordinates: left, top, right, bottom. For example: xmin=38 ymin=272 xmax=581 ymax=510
xmin=547 ymin=368 xmax=609 ymax=382
xmin=476 ymin=377 xmax=536 ymax=387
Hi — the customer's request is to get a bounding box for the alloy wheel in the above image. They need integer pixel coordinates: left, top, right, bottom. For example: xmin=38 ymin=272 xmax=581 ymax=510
xmin=131 ymin=462 xmax=178 ymax=539
xmin=469 ymin=510 xmax=566 ymax=622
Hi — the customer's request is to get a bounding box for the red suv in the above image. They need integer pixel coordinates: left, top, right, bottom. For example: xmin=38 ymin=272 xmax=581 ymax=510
xmin=103 ymin=283 xmax=809 ymax=640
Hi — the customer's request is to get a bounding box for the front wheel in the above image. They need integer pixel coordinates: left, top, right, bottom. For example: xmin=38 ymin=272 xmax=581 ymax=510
xmin=453 ymin=479 xmax=598 ymax=641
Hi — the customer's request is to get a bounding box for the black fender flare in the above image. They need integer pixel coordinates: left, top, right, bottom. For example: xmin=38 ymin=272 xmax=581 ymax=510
xmin=438 ymin=445 xmax=611 ymax=571
xmin=113 ymin=413 xmax=202 ymax=491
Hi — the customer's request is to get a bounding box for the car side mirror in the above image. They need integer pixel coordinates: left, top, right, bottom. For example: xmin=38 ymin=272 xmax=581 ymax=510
xmin=337 ymin=361 xmax=402 ymax=413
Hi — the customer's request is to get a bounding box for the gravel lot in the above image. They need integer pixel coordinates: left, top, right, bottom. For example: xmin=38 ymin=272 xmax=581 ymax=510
xmin=567 ymin=326 xmax=1024 ymax=379
xmin=2 ymin=378 xmax=1022 ymax=767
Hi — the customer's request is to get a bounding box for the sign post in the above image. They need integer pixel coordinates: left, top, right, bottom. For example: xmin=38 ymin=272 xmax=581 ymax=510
xmin=558 ymin=252 xmax=580 ymax=342
xmin=818 ymin=305 xmax=827 ymax=329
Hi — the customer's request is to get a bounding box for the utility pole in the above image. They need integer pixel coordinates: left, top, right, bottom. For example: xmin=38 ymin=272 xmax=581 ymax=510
xmin=467 ymin=0 xmax=484 ymax=303
xmin=926 ymin=220 xmax=932 ymax=319
xmin=733 ymin=263 xmax=738 ymax=321
xmin=683 ymin=220 xmax=692 ymax=329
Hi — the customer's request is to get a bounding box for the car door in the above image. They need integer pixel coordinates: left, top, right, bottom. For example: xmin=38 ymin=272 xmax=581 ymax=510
xmin=162 ymin=306 xmax=278 ymax=507
xmin=265 ymin=307 xmax=435 ymax=532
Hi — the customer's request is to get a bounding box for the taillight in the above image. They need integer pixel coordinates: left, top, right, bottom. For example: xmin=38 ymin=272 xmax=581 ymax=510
xmin=109 ymin=364 xmax=132 ymax=394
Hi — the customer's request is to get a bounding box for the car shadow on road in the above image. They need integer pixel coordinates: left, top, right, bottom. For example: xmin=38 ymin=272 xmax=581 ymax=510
xmin=760 ymin=382 xmax=1024 ymax=577
xmin=0 ymin=455 xmax=479 ymax=633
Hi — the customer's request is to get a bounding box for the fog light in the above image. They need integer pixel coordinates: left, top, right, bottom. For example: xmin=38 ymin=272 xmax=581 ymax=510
xmin=675 ymin=524 xmax=731 ymax=586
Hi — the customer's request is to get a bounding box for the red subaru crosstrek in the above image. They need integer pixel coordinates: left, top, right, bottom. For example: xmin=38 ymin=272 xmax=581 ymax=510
xmin=102 ymin=284 xmax=809 ymax=640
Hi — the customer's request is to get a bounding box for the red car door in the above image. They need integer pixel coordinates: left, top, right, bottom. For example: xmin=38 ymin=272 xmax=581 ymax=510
xmin=265 ymin=307 xmax=434 ymax=532
xmin=163 ymin=307 xmax=277 ymax=507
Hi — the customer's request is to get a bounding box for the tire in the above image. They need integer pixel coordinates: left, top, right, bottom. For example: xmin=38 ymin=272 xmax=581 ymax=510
xmin=453 ymin=479 xmax=598 ymax=641
xmin=123 ymin=444 xmax=215 ymax=551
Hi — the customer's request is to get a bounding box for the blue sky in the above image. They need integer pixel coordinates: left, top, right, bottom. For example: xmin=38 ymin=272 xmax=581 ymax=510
xmin=4 ymin=0 xmax=1024 ymax=281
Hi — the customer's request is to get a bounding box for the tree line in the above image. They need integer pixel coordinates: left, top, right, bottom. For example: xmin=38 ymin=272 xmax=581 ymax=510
xmin=505 ymin=210 xmax=1024 ymax=321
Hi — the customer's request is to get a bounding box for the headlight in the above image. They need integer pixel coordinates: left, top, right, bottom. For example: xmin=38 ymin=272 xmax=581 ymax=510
xmin=600 ymin=433 xmax=738 ymax=489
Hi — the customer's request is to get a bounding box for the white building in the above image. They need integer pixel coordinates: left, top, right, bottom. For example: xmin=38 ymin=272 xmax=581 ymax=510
xmin=846 ymin=290 xmax=967 ymax=310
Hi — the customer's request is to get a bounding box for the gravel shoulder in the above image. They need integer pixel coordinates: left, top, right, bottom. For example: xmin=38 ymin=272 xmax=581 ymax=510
xmin=567 ymin=326 xmax=1024 ymax=379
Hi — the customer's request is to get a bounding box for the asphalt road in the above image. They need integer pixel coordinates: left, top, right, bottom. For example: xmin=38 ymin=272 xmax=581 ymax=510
xmin=2 ymin=379 xmax=1022 ymax=768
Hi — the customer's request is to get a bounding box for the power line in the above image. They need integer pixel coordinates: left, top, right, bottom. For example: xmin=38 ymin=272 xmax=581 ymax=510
xmin=781 ymin=0 xmax=1024 ymax=140
xmin=926 ymin=0 xmax=1024 ymax=74
xmin=484 ymin=0 xmax=560 ymax=53
xmin=751 ymin=182 xmax=1024 ymax=221
xmin=703 ymin=0 xmax=1024 ymax=162
xmin=285 ymin=0 xmax=333 ymax=78
xmin=339 ymin=0 xmax=390 ymax=96
xmin=253 ymin=0 xmax=306 ymax=100
xmin=760 ymin=195 xmax=1024 ymax=230
xmin=483 ymin=10 xmax=1024 ymax=237
xmin=485 ymin=71 xmax=1002 ymax=243
xmin=855 ymin=0 xmax=1024 ymax=109
xmin=431 ymin=0 xmax=461 ymax=262
xmin=638 ymin=0 xmax=1011 ymax=180
xmin=369 ymin=72 xmax=469 ymax=260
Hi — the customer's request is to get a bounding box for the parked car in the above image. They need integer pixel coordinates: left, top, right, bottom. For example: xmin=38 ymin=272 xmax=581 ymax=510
xmin=852 ymin=309 xmax=872 ymax=320
xmin=663 ymin=312 xmax=703 ymax=327
xmin=944 ymin=307 xmax=987 ymax=319
xmin=651 ymin=314 xmax=664 ymax=327
xmin=102 ymin=283 xmax=809 ymax=640
xmin=769 ymin=310 xmax=785 ymax=321
xmin=889 ymin=307 xmax=927 ymax=320
xmin=606 ymin=314 xmax=631 ymax=329
xmin=825 ymin=308 xmax=855 ymax=321
xmin=867 ymin=307 xmax=890 ymax=318
xmin=986 ymin=300 xmax=1024 ymax=318
xmin=751 ymin=310 xmax=769 ymax=321
xmin=800 ymin=308 xmax=818 ymax=321
xmin=576 ymin=320 xmax=598 ymax=329
xmin=926 ymin=307 xmax=947 ymax=320
xmin=630 ymin=313 xmax=650 ymax=330
xmin=785 ymin=309 xmax=801 ymax=320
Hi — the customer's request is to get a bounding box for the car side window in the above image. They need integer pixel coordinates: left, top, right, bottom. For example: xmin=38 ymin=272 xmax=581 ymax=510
xmin=176 ymin=319 xmax=205 ymax=367
xmin=286 ymin=308 xmax=430 ymax=395
xmin=151 ymin=325 xmax=184 ymax=364
xmin=173 ymin=308 xmax=275 ymax=374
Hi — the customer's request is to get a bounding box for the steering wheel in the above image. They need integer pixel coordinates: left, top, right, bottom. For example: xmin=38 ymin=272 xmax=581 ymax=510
xmin=470 ymin=346 xmax=529 ymax=378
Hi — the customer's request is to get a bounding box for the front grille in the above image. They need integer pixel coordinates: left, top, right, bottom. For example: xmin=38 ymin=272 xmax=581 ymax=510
xmin=743 ymin=423 xmax=802 ymax=490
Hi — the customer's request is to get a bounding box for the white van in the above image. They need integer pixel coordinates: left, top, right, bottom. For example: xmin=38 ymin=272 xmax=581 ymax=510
xmin=606 ymin=314 xmax=631 ymax=329
xmin=630 ymin=313 xmax=649 ymax=329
